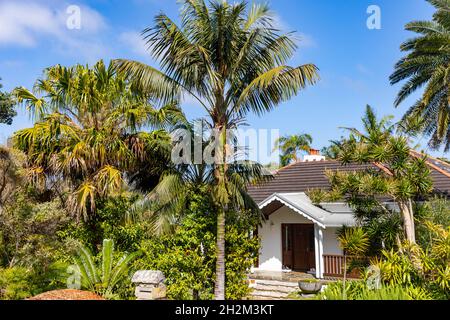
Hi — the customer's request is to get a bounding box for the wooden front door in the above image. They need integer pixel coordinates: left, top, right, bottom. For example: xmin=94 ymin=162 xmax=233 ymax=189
xmin=282 ymin=224 xmax=315 ymax=271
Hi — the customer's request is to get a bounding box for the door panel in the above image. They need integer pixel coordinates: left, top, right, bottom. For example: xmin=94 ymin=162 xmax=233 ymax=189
xmin=282 ymin=224 xmax=315 ymax=271
xmin=281 ymin=225 xmax=293 ymax=269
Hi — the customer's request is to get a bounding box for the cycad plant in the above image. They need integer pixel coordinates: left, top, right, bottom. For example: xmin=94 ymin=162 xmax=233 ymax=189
xmin=114 ymin=0 xmax=318 ymax=299
xmin=390 ymin=0 xmax=450 ymax=150
xmin=72 ymin=239 xmax=140 ymax=299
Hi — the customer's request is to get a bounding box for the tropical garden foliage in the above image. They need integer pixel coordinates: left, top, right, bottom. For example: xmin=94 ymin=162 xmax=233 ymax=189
xmin=114 ymin=0 xmax=318 ymax=299
xmin=70 ymin=239 xmax=141 ymax=299
xmin=0 ymin=54 xmax=267 ymax=299
xmin=13 ymin=60 xmax=181 ymax=222
xmin=139 ymin=189 xmax=259 ymax=300
xmin=309 ymin=106 xmax=450 ymax=300
xmin=310 ymin=105 xmax=433 ymax=244
xmin=0 ymin=0 xmax=449 ymax=301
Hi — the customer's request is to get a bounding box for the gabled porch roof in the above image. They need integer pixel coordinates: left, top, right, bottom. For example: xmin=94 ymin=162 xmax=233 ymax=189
xmin=259 ymin=192 xmax=355 ymax=229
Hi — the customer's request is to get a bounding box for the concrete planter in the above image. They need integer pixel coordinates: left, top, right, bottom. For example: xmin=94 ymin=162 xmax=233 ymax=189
xmin=298 ymin=280 xmax=322 ymax=294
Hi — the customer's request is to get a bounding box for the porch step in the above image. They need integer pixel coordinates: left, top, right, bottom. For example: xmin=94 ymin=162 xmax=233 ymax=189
xmin=253 ymin=284 xmax=297 ymax=293
xmin=252 ymin=279 xmax=298 ymax=289
xmin=248 ymin=279 xmax=300 ymax=300
xmin=250 ymin=290 xmax=291 ymax=299
xmin=249 ymin=295 xmax=284 ymax=301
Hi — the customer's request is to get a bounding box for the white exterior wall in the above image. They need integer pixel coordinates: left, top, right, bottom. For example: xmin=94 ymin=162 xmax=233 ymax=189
xmin=257 ymin=206 xmax=343 ymax=272
xmin=323 ymin=227 xmax=342 ymax=255
xmin=258 ymin=206 xmax=312 ymax=271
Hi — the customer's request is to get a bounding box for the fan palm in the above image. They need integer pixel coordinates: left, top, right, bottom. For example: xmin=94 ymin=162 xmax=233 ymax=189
xmin=72 ymin=239 xmax=140 ymax=299
xmin=13 ymin=60 xmax=183 ymax=220
xmin=114 ymin=0 xmax=318 ymax=299
xmin=390 ymin=0 xmax=450 ymax=150
xmin=274 ymin=133 xmax=313 ymax=166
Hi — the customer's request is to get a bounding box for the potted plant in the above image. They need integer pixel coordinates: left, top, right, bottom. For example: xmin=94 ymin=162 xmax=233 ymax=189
xmin=298 ymin=279 xmax=323 ymax=294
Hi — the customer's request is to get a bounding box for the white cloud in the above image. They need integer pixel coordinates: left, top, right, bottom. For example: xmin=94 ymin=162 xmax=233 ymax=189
xmin=0 ymin=59 xmax=25 ymax=68
xmin=271 ymin=14 xmax=289 ymax=32
xmin=118 ymin=31 xmax=149 ymax=57
xmin=0 ymin=2 xmax=59 ymax=46
xmin=297 ymin=32 xmax=316 ymax=48
xmin=271 ymin=14 xmax=316 ymax=48
xmin=73 ymin=5 xmax=107 ymax=34
xmin=356 ymin=63 xmax=372 ymax=76
xmin=0 ymin=1 xmax=108 ymax=61
xmin=342 ymin=76 xmax=367 ymax=92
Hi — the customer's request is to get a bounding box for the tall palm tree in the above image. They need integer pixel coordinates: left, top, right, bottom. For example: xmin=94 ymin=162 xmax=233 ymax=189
xmin=274 ymin=133 xmax=313 ymax=166
xmin=13 ymin=60 xmax=182 ymax=221
xmin=129 ymin=121 xmax=271 ymax=237
xmin=114 ymin=0 xmax=319 ymax=299
xmin=390 ymin=0 xmax=450 ymax=150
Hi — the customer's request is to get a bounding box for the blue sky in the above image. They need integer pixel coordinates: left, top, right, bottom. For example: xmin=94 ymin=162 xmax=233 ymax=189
xmin=0 ymin=0 xmax=441 ymax=162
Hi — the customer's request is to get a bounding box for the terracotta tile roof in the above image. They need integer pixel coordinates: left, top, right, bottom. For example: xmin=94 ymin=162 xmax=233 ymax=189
xmin=248 ymin=159 xmax=450 ymax=204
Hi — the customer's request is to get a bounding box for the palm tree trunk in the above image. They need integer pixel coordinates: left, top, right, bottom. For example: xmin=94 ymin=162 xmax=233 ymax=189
xmin=399 ymin=200 xmax=416 ymax=244
xmin=214 ymin=206 xmax=226 ymax=300
xmin=213 ymin=122 xmax=228 ymax=300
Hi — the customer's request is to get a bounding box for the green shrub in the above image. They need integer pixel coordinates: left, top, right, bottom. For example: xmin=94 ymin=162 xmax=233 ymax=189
xmin=58 ymin=194 xmax=146 ymax=253
xmin=139 ymin=196 xmax=259 ymax=300
xmin=416 ymin=197 xmax=450 ymax=250
xmin=368 ymin=222 xmax=450 ymax=299
xmin=317 ymin=281 xmax=431 ymax=300
xmin=0 ymin=267 xmax=33 ymax=300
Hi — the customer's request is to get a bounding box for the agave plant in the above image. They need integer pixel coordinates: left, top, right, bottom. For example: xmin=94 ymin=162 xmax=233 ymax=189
xmin=72 ymin=239 xmax=140 ymax=299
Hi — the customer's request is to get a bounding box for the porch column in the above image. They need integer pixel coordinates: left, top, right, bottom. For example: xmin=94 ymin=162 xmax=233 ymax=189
xmin=314 ymin=224 xmax=324 ymax=279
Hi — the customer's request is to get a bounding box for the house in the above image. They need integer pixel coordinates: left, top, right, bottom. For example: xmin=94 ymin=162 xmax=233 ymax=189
xmin=247 ymin=150 xmax=450 ymax=279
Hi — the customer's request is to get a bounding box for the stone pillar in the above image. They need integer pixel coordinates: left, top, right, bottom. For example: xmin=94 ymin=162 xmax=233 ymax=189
xmin=131 ymin=270 xmax=167 ymax=300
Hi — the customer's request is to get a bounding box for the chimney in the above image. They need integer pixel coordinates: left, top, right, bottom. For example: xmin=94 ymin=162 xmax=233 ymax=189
xmin=303 ymin=148 xmax=326 ymax=162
